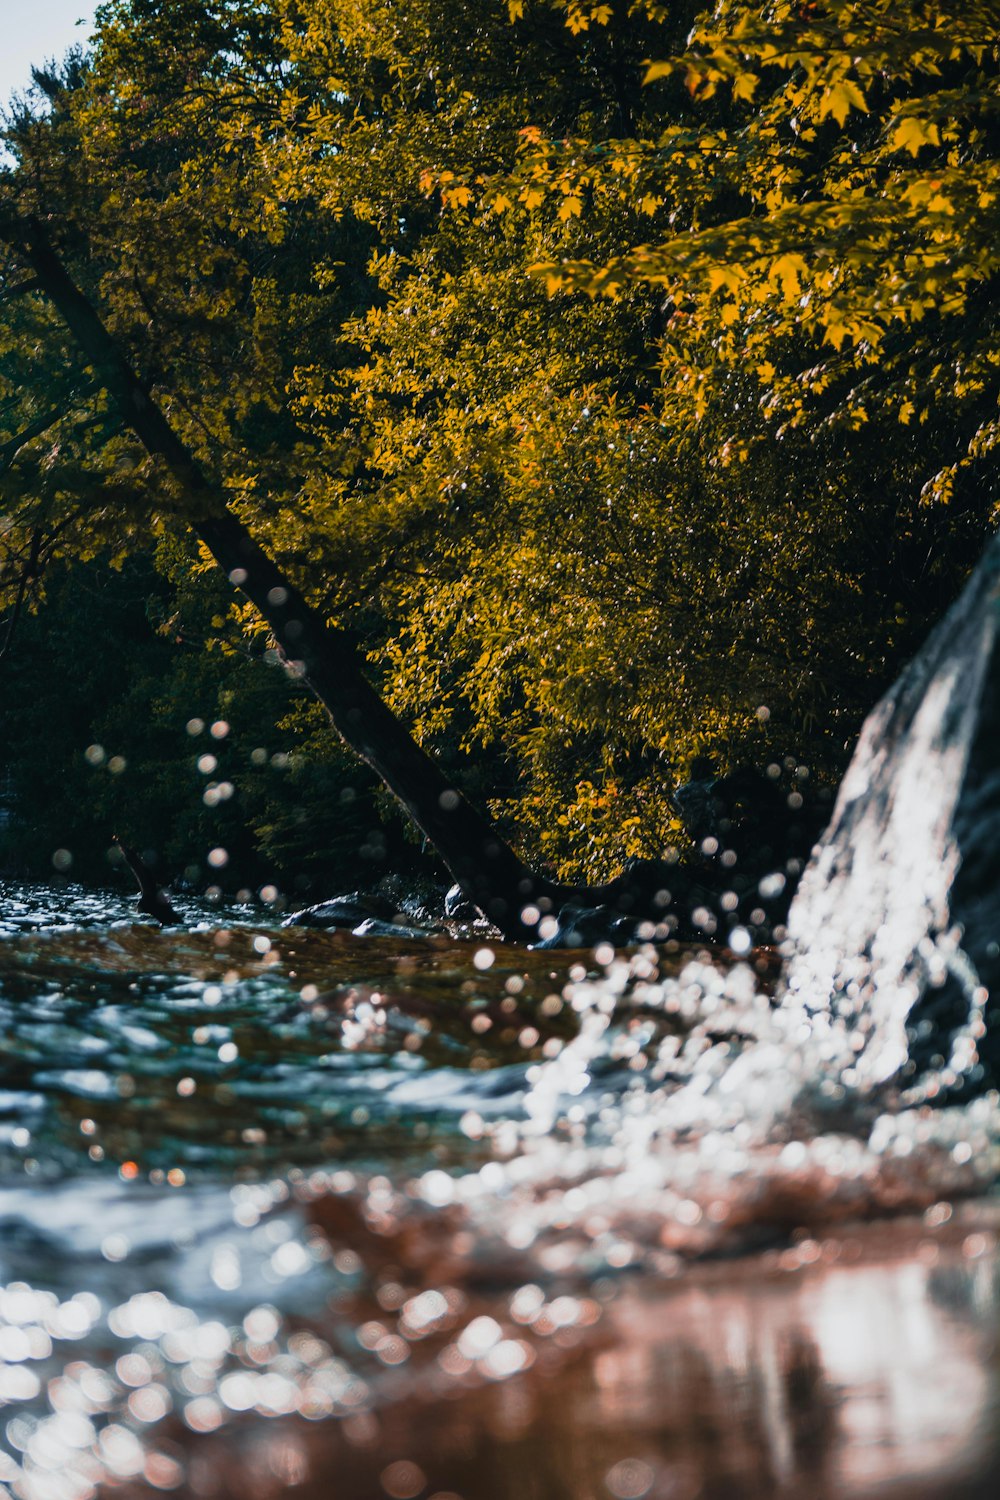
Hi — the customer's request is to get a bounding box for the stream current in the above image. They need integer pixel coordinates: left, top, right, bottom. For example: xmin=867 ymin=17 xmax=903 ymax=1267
xmin=0 ymin=879 xmax=999 ymax=1499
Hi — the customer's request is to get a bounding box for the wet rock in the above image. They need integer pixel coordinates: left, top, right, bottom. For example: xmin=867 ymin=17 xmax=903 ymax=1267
xmin=672 ymin=772 xmax=721 ymax=844
xmin=444 ymin=883 xmax=480 ymax=921
xmin=533 ymin=904 xmax=637 ymax=950
xmin=784 ymin=532 xmax=1000 ymax=1095
xmin=282 ymin=891 xmax=397 ymax=929
xmin=376 ymin=874 xmax=447 ymax=925
xmin=351 ymin=917 xmax=434 ymax=940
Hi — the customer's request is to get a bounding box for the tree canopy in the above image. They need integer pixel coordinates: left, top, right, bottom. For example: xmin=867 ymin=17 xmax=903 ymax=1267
xmin=1 ymin=0 xmax=998 ymax=893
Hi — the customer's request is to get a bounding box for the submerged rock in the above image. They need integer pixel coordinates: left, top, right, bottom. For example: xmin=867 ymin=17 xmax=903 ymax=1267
xmin=784 ymin=533 xmax=1000 ymax=1095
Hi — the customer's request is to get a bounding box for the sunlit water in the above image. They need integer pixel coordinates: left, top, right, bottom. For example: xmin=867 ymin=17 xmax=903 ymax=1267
xmin=0 ymin=879 xmax=999 ymax=1499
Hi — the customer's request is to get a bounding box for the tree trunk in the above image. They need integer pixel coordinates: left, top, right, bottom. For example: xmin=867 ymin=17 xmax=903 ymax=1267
xmin=1 ymin=213 xmax=570 ymax=940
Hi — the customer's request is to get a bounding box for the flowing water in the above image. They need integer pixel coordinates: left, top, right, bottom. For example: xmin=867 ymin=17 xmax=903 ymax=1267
xmin=0 ymin=879 xmax=999 ymax=1500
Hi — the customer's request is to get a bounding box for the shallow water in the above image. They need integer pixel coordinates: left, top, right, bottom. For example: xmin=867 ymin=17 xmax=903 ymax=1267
xmin=0 ymin=879 xmax=998 ymax=1500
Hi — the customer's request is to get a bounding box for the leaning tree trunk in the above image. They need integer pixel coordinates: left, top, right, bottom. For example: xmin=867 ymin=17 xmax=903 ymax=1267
xmin=0 ymin=212 xmax=574 ymax=940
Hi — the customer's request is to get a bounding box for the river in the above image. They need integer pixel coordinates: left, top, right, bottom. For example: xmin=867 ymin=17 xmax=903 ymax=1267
xmin=0 ymin=880 xmax=998 ymax=1499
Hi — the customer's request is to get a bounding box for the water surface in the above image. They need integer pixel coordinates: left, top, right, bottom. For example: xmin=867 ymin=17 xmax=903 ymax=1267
xmin=0 ymin=880 xmax=998 ymax=1499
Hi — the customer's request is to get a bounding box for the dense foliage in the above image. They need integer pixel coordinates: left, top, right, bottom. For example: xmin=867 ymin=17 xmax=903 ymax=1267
xmin=1 ymin=0 xmax=998 ymax=889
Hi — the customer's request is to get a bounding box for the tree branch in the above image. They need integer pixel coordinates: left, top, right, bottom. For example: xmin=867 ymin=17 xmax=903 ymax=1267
xmin=0 ymin=209 xmax=564 ymax=937
xmin=0 ymin=389 xmax=94 ymax=473
xmin=0 ymin=276 xmax=40 ymax=303
xmin=0 ymin=524 xmax=42 ymax=664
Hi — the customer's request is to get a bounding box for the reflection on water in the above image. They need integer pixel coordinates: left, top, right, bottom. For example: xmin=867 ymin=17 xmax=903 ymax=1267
xmin=83 ymin=1216 xmax=1000 ymax=1500
xmin=1 ymin=1188 xmax=998 ymax=1499
xmin=0 ymin=881 xmax=999 ymax=1498
xmin=599 ymin=1231 xmax=1000 ymax=1499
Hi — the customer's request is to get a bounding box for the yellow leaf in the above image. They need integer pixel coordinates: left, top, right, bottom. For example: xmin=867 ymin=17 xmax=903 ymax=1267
xmin=818 ymin=79 xmax=868 ymax=127
xmin=899 ymin=400 xmax=915 ymax=425
xmin=643 ymin=62 xmax=673 ymax=85
xmin=491 ymin=193 xmax=511 ymax=214
xmin=721 ymin=302 xmax=740 ymax=326
xmin=557 ymin=195 xmax=583 ymax=221
xmin=507 ymin=0 xmax=524 ymax=19
xmin=768 ymin=253 xmax=808 ymax=300
xmin=708 ymin=265 xmax=742 ymax=295
xmin=891 ymin=116 xmax=940 ymax=157
xmin=733 ymin=72 xmax=759 ymax=102
xmin=520 ymin=186 xmax=545 ymax=210
xmin=640 ymin=194 xmax=663 ymax=216
xmin=756 ymin=361 xmax=776 ymax=382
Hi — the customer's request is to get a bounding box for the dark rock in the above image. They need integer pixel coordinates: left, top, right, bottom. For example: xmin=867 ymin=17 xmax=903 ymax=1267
xmin=376 ymin=874 xmax=447 ymax=924
xmin=674 ymin=765 xmax=802 ymax=858
xmin=282 ymin=891 xmax=397 ymax=929
xmin=784 ymin=532 xmax=1000 ymax=1096
xmin=352 ymin=917 xmax=433 ymax=939
xmin=672 ymin=775 xmax=721 ymax=844
xmin=533 ymin=903 xmax=637 ymax=950
xmin=444 ymin=882 xmax=481 ymax=921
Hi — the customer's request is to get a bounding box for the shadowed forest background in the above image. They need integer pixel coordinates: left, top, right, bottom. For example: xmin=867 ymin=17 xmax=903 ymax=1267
xmin=1 ymin=0 xmax=997 ymax=902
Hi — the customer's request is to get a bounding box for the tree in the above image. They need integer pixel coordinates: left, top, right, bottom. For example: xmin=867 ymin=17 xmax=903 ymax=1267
xmin=523 ymin=2 xmax=999 ymax=442
xmin=516 ymin=2 xmax=1000 ymax=556
xmin=0 ymin=202 xmax=572 ymax=936
xmin=1 ymin=0 xmax=697 ymax=911
xmin=3 ymin=0 xmax=995 ymax=918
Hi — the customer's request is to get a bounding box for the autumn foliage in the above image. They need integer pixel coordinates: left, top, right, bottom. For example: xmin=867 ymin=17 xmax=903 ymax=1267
xmin=1 ymin=0 xmax=998 ymax=887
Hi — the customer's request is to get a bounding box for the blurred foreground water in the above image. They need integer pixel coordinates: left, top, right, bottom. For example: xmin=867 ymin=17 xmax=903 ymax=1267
xmin=0 ymin=880 xmax=998 ymax=1499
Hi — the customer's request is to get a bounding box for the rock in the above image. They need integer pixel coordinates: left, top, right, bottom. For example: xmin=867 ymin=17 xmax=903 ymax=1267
xmin=444 ymin=882 xmax=481 ymax=921
xmin=784 ymin=533 xmax=1000 ymax=1096
xmin=282 ymin=891 xmax=397 ymax=929
xmin=352 ymin=917 xmax=433 ymax=939
xmin=533 ymin=903 xmax=637 ymax=950
xmin=376 ymin=874 xmax=447 ymax=924
xmin=672 ymin=774 xmax=721 ymax=843
xmin=281 ymin=887 xmax=445 ymax=938
xmin=674 ymin=765 xmax=804 ymax=857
